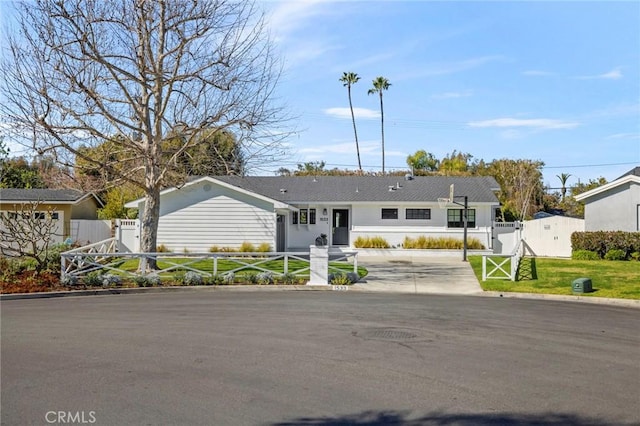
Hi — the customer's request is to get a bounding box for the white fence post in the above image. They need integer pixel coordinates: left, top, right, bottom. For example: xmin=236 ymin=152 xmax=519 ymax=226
xmin=482 ymin=256 xmax=487 ymax=281
xmin=307 ymin=245 xmax=329 ymax=285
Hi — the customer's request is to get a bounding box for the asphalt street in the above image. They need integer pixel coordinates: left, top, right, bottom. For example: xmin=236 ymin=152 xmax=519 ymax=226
xmin=2 ymin=292 xmax=639 ymax=426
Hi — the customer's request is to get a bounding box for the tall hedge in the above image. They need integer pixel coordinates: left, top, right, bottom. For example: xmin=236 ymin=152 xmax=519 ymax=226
xmin=571 ymin=231 xmax=640 ymax=258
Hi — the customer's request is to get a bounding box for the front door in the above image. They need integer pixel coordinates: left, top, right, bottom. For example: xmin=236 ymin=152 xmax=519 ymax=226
xmin=332 ymin=209 xmax=349 ymax=246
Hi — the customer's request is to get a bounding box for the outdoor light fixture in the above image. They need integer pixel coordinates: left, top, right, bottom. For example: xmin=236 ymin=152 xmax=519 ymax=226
xmin=322 ymin=208 xmax=328 ymax=216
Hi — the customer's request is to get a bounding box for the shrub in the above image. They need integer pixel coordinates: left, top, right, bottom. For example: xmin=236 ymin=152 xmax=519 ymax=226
xmin=604 ymin=249 xmax=627 ymax=261
xmin=353 ymin=236 xmax=390 ymax=248
xmin=631 ymin=252 xmax=640 ymax=261
xmin=44 ymin=242 xmax=73 ymax=272
xmin=210 ymin=274 xmax=225 ymax=285
xmin=173 ymin=271 xmax=186 ymax=284
xmin=330 ymin=272 xmax=351 ymax=285
xmin=244 ymin=272 xmax=258 ymax=284
xmin=403 ymin=236 xmax=485 ymax=250
xmin=61 ymin=275 xmax=79 ymax=287
xmin=147 ymin=274 xmax=162 ymax=286
xmin=83 ymin=271 xmax=103 ymax=287
xmin=571 ymin=231 xmax=640 ymax=257
xmin=132 ymin=274 xmax=161 ymax=287
xmin=222 ymin=272 xmax=235 ymax=284
xmin=156 ymin=244 xmax=171 ymax=253
xmin=132 ymin=275 xmax=147 ymax=287
xmin=346 ymin=272 xmax=360 ymax=283
xmin=183 ymin=271 xmax=203 ymax=286
xmin=209 ymin=245 xmax=220 ymax=253
xmin=257 ymin=242 xmax=271 ymax=252
xmin=0 ymin=257 xmax=26 ymax=277
xmin=572 ymin=250 xmax=600 ymax=261
xmin=257 ymin=271 xmax=274 ymax=285
xmin=101 ymin=274 xmax=122 ymax=288
xmin=239 ymin=242 xmax=256 ymax=252
xmin=279 ymin=273 xmax=297 ymax=285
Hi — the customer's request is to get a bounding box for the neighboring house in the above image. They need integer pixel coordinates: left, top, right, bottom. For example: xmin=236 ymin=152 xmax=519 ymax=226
xmin=124 ymin=175 xmax=501 ymax=252
xmin=0 ymin=188 xmax=104 ymax=243
xmin=575 ymin=167 xmax=640 ymax=231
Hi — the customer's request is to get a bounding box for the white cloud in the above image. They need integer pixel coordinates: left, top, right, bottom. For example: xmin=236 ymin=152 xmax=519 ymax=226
xmin=431 ymin=90 xmax=473 ymax=100
xmin=468 ymin=118 xmax=580 ymax=130
xmin=266 ymin=0 xmax=331 ymax=41
xmin=606 ymin=132 xmax=640 ymax=140
xmin=576 ymin=67 xmax=623 ymax=80
xmin=323 ymin=107 xmax=379 ymax=120
xmin=284 ymin=40 xmax=340 ymax=64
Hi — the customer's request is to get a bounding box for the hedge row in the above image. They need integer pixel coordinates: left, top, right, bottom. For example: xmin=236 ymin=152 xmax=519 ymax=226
xmin=571 ymin=231 xmax=640 ymax=258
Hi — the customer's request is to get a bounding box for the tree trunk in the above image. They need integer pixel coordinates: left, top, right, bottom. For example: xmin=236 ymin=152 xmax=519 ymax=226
xmin=140 ymin=143 xmax=162 ymax=270
xmin=348 ymin=86 xmax=362 ymax=172
xmin=380 ymin=93 xmax=385 ymax=174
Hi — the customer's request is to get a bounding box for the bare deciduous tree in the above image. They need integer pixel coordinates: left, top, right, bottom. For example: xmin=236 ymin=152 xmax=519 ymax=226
xmin=0 ymin=202 xmax=61 ymax=273
xmin=1 ymin=0 xmax=289 ymax=268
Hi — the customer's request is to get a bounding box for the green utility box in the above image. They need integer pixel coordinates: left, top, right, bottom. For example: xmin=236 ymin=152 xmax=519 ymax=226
xmin=572 ymin=277 xmax=593 ymax=293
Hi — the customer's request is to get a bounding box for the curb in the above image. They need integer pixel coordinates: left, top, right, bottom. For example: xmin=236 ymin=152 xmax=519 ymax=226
xmin=0 ymin=284 xmax=334 ymax=300
xmin=480 ymin=291 xmax=640 ymax=309
xmin=2 ymin=286 xmax=639 ymax=309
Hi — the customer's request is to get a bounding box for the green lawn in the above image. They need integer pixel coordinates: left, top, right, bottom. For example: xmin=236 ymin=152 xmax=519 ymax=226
xmin=469 ymin=256 xmax=640 ymax=300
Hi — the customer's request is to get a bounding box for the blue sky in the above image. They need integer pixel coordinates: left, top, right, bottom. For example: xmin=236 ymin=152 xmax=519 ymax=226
xmin=1 ymin=1 xmax=638 ymax=189
xmin=260 ymin=0 xmax=640 ymax=188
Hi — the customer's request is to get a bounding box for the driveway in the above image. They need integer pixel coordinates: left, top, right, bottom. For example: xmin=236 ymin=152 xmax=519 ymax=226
xmin=353 ymin=255 xmax=483 ymax=295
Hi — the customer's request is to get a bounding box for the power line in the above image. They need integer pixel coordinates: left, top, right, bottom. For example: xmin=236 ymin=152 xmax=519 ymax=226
xmin=541 ymin=161 xmax=637 ymax=170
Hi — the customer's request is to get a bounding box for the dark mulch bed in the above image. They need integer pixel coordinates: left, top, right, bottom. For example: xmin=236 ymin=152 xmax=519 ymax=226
xmin=0 ymin=271 xmax=66 ymax=294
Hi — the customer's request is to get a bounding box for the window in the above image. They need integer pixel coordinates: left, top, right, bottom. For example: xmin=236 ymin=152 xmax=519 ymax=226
xmin=51 ymin=212 xmax=59 ymax=220
xmin=447 ymin=209 xmax=476 ymax=228
xmin=294 ymin=209 xmax=316 ymax=225
xmin=33 ymin=212 xmax=46 ymax=220
xmin=381 ymin=208 xmax=398 ymax=219
xmin=406 ymin=208 xmax=431 ymax=220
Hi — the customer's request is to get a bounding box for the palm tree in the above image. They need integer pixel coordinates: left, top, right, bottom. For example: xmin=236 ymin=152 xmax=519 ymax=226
xmin=339 ymin=72 xmax=362 ymax=172
xmin=557 ymin=173 xmax=572 ymax=201
xmin=368 ymin=76 xmax=391 ymax=173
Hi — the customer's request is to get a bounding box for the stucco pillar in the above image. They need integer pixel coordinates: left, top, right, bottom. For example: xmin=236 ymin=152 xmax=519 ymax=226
xmin=307 ymin=244 xmax=329 ymax=285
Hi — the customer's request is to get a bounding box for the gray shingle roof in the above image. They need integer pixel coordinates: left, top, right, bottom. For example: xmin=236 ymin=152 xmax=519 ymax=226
xmin=617 ymin=166 xmax=640 ymax=179
xmin=213 ymin=175 xmax=500 ymax=203
xmin=0 ymin=188 xmax=87 ymax=203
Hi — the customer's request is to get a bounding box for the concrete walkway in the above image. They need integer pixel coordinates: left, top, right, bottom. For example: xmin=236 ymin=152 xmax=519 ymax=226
xmin=351 ymin=255 xmax=483 ymax=295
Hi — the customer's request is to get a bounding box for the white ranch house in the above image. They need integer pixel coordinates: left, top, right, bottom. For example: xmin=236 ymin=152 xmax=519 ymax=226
xmin=124 ymin=175 xmax=501 ymax=253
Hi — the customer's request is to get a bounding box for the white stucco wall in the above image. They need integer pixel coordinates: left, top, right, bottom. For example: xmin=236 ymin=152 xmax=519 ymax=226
xmin=283 ymin=202 xmax=495 ymax=249
xmin=584 ymin=183 xmax=639 ymax=231
xmin=522 ymin=216 xmax=585 ymax=257
xmin=286 ymin=204 xmax=333 ymax=249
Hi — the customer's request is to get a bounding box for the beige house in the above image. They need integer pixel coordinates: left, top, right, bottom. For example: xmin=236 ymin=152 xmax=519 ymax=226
xmin=0 ymin=188 xmax=103 ymax=242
